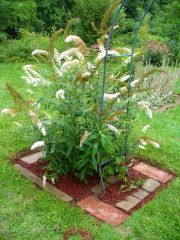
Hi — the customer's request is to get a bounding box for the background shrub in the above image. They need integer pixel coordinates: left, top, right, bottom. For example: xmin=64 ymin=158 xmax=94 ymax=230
xmin=73 ymin=0 xmax=113 ymax=43
xmin=142 ymin=39 xmax=169 ymax=67
xmin=0 ymin=30 xmax=49 ymax=63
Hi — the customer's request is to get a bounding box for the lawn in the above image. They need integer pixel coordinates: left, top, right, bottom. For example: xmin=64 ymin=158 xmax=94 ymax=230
xmin=0 ymin=62 xmax=180 ymax=240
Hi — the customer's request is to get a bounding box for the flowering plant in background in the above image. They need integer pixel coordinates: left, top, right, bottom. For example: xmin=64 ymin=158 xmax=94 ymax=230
xmin=2 ymin=23 xmax=162 ymax=183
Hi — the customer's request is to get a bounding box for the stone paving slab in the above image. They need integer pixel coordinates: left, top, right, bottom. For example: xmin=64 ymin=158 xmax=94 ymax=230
xmin=115 ymin=196 xmax=141 ymax=212
xmin=133 ymin=162 xmax=173 ymax=183
xmin=142 ymin=178 xmax=161 ymax=193
xmin=14 ymin=164 xmax=73 ymax=203
xmin=77 ymin=195 xmax=128 ymax=226
xmin=21 ymin=151 xmax=43 ymax=164
xmin=91 ymin=183 xmax=109 ymax=196
xmin=132 ymin=189 xmax=149 ymax=200
xmin=106 ymin=176 xmax=119 ymax=184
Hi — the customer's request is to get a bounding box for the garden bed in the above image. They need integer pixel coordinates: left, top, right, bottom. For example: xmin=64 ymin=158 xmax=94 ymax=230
xmin=13 ymin=150 xmax=175 ymax=227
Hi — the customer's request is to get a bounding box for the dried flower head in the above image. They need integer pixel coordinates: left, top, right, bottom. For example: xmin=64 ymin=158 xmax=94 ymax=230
xmin=80 ymin=131 xmax=90 ymax=147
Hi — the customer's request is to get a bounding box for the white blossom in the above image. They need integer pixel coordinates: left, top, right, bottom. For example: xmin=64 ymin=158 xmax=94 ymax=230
xmin=138 ymin=144 xmax=146 ymax=150
xmin=1 ymin=108 xmax=16 ymax=117
xmin=27 ymin=89 xmax=34 ymax=94
xmin=32 ymin=49 xmax=48 ymax=56
xmin=112 ymin=117 xmax=119 ymax=121
xmin=82 ymin=72 xmax=91 ymax=78
xmin=138 ymin=101 xmax=153 ymax=119
xmin=113 ymin=25 xmax=119 ymax=30
xmin=108 ymin=50 xmax=120 ymax=57
xmin=56 ymin=89 xmax=65 ymax=99
xmin=102 ymin=34 xmax=108 ymax=39
xmin=149 ymin=140 xmax=160 ymax=148
xmin=51 ymin=178 xmax=55 ymax=184
xmin=52 ymin=60 xmax=63 ymax=77
xmin=119 ymin=75 xmax=130 ymax=82
xmin=95 ymin=52 xmax=106 ymax=62
xmin=87 ymin=62 xmax=95 ymax=71
xmin=142 ymin=125 xmax=150 ymax=133
xmin=109 ymin=74 xmax=115 ymax=80
xmin=61 ymin=59 xmax=79 ymax=72
xmin=13 ymin=122 xmax=23 ymax=128
xmin=138 ymin=101 xmax=150 ymax=108
xmin=120 ymin=87 xmax=128 ymax=92
xmin=54 ymin=48 xmax=61 ymax=66
xmin=122 ymin=47 xmax=131 ymax=53
xmin=130 ymin=79 xmax=140 ymax=87
xmin=42 ymin=175 xmax=47 ymax=188
xmin=31 ymin=141 xmax=44 ymax=150
xmin=23 ymin=65 xmax=52 ymax=86
xmin=37 ymin=121 xmax=47 ymax=136
xmin=107 ymin=124 xmax=120 ymax=135
xmin=146 ymin=107 xmax=153 ymax=119
xmin=65 ymin=35 xmax=84 ymax=46
xmin=140 ymin=138 xmax=147 ymax=146
xmin=104 ymin=92 xmax=120 ymax=100
xmin=59 ymin=47 xmax=84 ymax=61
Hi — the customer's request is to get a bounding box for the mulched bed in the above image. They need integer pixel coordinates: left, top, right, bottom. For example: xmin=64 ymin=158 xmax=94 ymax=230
xmin=14 ymin=155 xmax=146 ymax=203
xmin=14 ymin=158 xmax=99 ymax=201
xmin=12 ymin=149 xmax=176 ymax=228
xmin=99 ymin=169 xmax=147 ymax=205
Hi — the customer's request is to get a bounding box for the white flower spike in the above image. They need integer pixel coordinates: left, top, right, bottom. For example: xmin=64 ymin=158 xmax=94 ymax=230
xmin=32 ymin=49 xmax=48 ymax=56
xmin=31 ymin=141 xmax=44 ymax=150
xmin=107 ymin=124 xmax=120 ymax=135
xmin=142 ymin=125 xmax=150 ymax=133
xmin=104 ymin=92 xmax=120 ymax=100
xmin=56 ymin=89 xmax=65 ymax=99
xmin=138 ymin=145 xmax=146 ymax=150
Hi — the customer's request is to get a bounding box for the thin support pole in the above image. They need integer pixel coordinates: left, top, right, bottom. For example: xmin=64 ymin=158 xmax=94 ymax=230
xmin=124 ymin=0 xmax=156 ymax=162
xmin=99 ymin=0 xmax=127 ymax=120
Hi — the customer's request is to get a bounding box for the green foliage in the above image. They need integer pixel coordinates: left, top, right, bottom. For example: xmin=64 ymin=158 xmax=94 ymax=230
xmin=150 ymin=0 xmax=180 ymax=63
xmin=0 ymin=0 xmax=36 ymax=41
xmin=73 ymin=0 xmax=113 ymax=43
xmin=0 ymin=30 xmax=49 ymax=63
xmin=34 ymin=0 xmax=74 ymax=33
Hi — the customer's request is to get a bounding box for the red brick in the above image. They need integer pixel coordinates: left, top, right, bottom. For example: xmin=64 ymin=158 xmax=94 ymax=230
xmin=133 ymin=162 xmax=173 ymax=183
xmin=77 ymin=195 xmax=128 ymax=226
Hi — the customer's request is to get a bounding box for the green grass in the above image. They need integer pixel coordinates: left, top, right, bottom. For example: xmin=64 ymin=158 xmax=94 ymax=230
xmin=0 ymin=63 xmax=180 ymax=240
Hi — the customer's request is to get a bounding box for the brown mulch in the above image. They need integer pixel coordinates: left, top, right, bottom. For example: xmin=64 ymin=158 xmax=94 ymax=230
xmin=63 ymin=228 xmax=92 ymax=240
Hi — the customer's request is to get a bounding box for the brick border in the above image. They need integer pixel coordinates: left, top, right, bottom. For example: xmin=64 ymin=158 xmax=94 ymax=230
xmin=15 ymin=164 xmax=74 ymax=203
xmin=14 ymin=160 xmax=174 ymax=229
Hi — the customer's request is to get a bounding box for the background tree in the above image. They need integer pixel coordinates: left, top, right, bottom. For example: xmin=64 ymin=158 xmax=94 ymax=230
xmin=0 ymin=0 xmax=36 ymax=41
xmin=33 ymin=0 xmax=74 ymax=33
